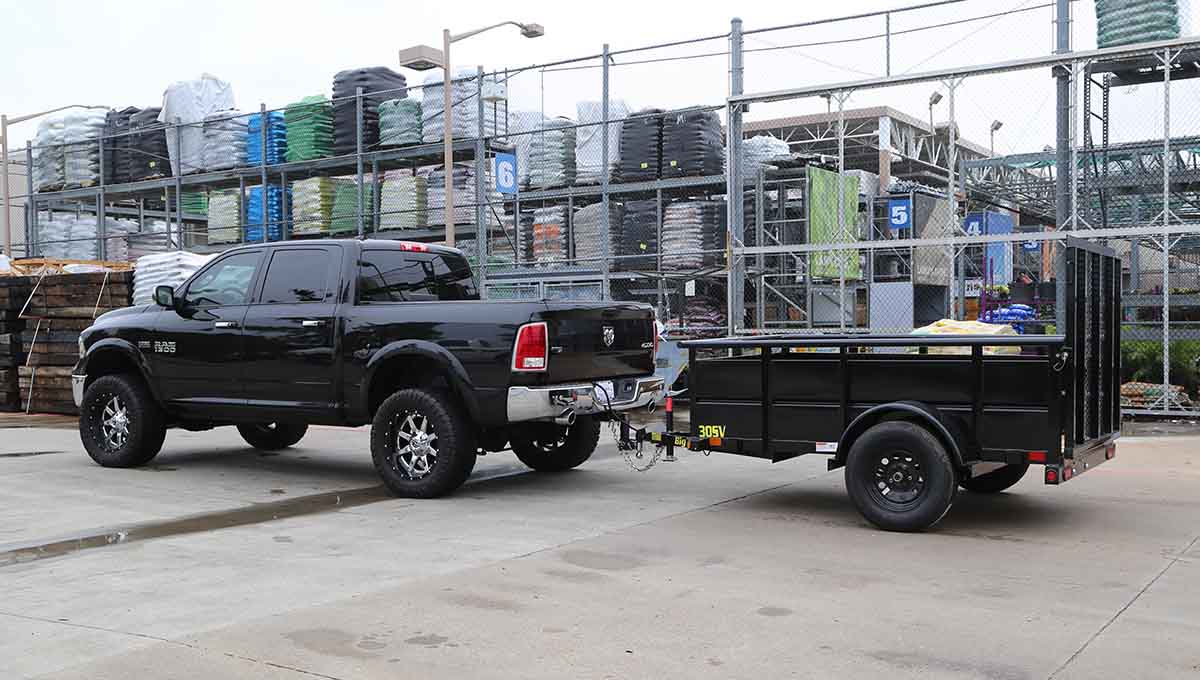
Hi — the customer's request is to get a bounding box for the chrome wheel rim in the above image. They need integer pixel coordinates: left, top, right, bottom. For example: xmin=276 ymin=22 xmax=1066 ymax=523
xmin=391 ymin=409 xmax=438 ymax=480
xmin=100 ymin=395 xmax=131 ymax=451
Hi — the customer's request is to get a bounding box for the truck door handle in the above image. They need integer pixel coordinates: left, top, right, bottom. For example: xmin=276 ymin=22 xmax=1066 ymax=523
xmin=214 ymin=321 xmax=239 ymax=329
xmin=301 ymin=320 xmax=327 ymax=328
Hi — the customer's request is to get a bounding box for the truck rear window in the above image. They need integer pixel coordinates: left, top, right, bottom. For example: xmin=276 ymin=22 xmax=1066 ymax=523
xmin=358 ymin=250 xmax=479 ymax=303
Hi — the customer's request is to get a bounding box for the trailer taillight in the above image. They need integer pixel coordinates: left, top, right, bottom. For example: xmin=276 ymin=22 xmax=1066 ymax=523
xmin=512 ymin=322 xmax=548 ymax=372
xmin=1045 ymin=468 xmax=1059 ymax=484
xmin=1027 ymin=450 xmax=1047 ymax=463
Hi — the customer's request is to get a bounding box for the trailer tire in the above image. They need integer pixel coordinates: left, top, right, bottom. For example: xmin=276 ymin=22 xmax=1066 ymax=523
xmin=371 ymin=388 xmax=475 ymax=498
xmin=79 ymin=374 xmax=167 ymax=468
xmin=960 ymin=463 xmax=1029 ymax=494
xmin=510 ymin=416 xmax=601 ymax=472
xmin=237 ymin=423 xmax=308 ymax=451
xmin=844 ymin=421 xmax=957 ymax=532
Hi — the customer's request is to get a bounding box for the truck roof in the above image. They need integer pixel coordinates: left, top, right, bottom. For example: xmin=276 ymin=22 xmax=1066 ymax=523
xmin=221 ymin=238 xmax=464 ymax=257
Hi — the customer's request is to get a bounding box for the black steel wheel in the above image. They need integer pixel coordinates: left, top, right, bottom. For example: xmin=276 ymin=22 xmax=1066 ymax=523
xmin=79 ymin=374 xmax=167 ymax=468
xmin=510 ymin=416 xmax=601 ymax=472
xmin=960 ymin=463 xmax=1029 ymax=494
xmin=370 ymin=388 xmax=474 ymax=498
xmin=844 ymin=421 xmax=957 ymax=532
xmin=237 ymin=423 xmax=308 ymax=451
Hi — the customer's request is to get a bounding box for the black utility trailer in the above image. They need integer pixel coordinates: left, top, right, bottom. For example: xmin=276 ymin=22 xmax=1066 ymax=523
xmin=623 ymin=240 xmax=1121 ymax=531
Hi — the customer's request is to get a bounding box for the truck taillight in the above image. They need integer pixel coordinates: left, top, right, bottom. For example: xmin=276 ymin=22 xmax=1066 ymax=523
xmin=653 ymin=332 xmax=660 ymax=360
xmin=512 ymin=322 xmax=548 ymax=372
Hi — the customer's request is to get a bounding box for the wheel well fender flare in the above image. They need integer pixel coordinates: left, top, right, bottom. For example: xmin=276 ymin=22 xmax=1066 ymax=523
xmin=79 ymin=338 xmax=161 ymax=400
xmin=362 ymin=340 xmax=480 ymax=420
xmin=835 ymin=401 xmax=965 ymax=468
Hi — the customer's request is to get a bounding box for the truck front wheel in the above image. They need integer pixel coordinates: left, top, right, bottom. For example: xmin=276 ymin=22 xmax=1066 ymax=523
xmin=959 ymin=463 xmax=1029 ymax=493
xmin=79 ymin=374 xmax=167 ymax=468
xmin=371 ymin=389 xmax=475 ymax=498
xmin=844 ymin=421 xmax=958 ymax=532
xmin=237 ymin=423 xmax=308 ymax=451
xmin=510 ymin=416 xmax=601 ymax=472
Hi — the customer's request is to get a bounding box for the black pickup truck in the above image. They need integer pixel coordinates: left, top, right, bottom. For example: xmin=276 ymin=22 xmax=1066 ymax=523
xmin=72 ymin=239 xmax=663 ymax=497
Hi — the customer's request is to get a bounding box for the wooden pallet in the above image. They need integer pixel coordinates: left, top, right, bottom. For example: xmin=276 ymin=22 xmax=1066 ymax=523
xmin=3 ymin=259 xmax=134 ymax=277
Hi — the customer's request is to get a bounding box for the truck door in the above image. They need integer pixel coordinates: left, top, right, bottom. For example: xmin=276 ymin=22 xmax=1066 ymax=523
xmin=240 ymin=246 xmax=342 ymax=417
xmin=153 ymin=249 xmax=263 ymax=412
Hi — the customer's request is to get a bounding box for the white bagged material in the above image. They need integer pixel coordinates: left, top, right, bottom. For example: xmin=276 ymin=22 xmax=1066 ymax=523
xmin=36 ymin=212 xmax=137 ymax=261
xmin=575 ymin=100 xmax=629 ymax=185
xmin=127 ymin=220 xmax=173 ymax=260
xmin=133 ymin=251 xmax=214 ymax=305
xmin=62 ymin=109 xmax=108 ymax=188
xmin=423 ymin=163 xmax=502 ymax=227
xmin=379 ymin=172 xmax=428 ymax=230
xmin=207 ymin=188 xmax=243 ymax=244
xmin=291 ymin=178 xmax=336 ymax=236
xmin=32 ymin=115 xmax=67 ymax=191
xmin=740 ymin=134 xmax=791 ymax=180
xmin=159 ymin=73 xmax=236 ymax=175
xmin=421 ymin=69 xmax=508 ymax=144
xmin=572 ymin=201 xmax=623 ymax=265
xmin=509 ymin=111 xmax=547 ymax=188
xmin=202 ymin=110 xmax=247 ymax=171
xmin=528 ymin=117 xmax=577 ymax=189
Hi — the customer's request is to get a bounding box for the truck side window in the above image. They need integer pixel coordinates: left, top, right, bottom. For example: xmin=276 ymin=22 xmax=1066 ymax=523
xmin=358 ymin=251 xmax=479 ymax=303
xmin=183 ymin=252 xmax=261 ymax=308
xmin=260 ymin=249 xmax=335 ymax=304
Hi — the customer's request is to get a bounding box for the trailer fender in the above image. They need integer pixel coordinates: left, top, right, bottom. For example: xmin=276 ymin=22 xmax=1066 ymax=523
xmin=832 ymin=401 xmax=965 ymax=470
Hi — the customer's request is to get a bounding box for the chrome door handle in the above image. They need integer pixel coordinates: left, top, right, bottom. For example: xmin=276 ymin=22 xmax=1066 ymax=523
xmin=301 ymin=320 xmax=327 ymax=328
xmin=214 ymin=321 xmax=239 ymax=329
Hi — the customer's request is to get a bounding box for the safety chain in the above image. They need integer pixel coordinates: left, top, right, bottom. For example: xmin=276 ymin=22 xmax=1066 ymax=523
xmin=606 ymin=417 xmax=663 ymax=473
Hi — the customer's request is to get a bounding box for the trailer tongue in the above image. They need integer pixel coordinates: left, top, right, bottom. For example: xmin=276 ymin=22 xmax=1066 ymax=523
xmin=616 ymin=240 xmax=1122 ymax=532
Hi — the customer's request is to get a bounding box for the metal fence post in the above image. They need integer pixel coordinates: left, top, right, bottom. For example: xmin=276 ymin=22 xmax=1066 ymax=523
xmin=356 ymin=87 xmax=364 ymax=238
xmin=259 ymin=105 xmax=268 ymax=244
xmin=175 ymin=116 xmax=185 ymax=250
xmin=726 ymin=17 xmax=745 ymax=335
xmin=475 ymin=66 xmax=487 ymax=293
xmin=25 ymin=141 xmax=35 ymax=256
xmin=281 ymin=167 xmax=289 ymax=241
xmin=97 ymin=131 xmax=107 ymax=260
xmin=601 ymin=44 xmax=612 ymax=301
xmin=1160 ymin=48 xmax=1176 ymax=410
xmin=837 ymin=90 xmax=848 ymax=332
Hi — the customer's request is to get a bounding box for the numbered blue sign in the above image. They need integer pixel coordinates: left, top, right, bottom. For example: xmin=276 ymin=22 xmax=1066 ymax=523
xmin=1022 ymin=240 xmax=1040 ymax=252
xmin=963 ymin=215 xmax=984 ymax=237
xmin=887 ymin=198 xmax=912 ymax=231
xmin=494 ymin=152 xmax=518 ymax=195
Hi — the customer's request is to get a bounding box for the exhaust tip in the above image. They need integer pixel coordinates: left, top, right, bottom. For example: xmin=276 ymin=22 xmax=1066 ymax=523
xmin=646 ymin=401 xmax=656 ymax=414
xmin=554 ymin=410 xmax=577 ymax=427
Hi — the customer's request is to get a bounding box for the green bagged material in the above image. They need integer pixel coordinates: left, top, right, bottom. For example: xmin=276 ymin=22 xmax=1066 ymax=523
xmin=806 ymin=165 xmax=861 ymax=280
xmin=180 ymin=191 xmax=208 ymax=216
xmin=330 ymin=178 xmax=374 ymax=234
xmin=284 ymin=95 xmax=334 ymax=163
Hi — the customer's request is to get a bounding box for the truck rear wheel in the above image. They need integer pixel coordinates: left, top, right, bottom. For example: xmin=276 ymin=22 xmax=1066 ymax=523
xmin=844 ymin=421 xmax=957 ymax=532
xmin=370 ymin=388 xmax=475 ymax=498
xmin=960 ymin=463 xmax=1029 ymax=494
xmin=510 ymin=416 xmax=601 ymax=472
xmin=237 ymin=423 xmax=308 ymax=451
xmin=79 ymin=374 xmax=167 ymax=468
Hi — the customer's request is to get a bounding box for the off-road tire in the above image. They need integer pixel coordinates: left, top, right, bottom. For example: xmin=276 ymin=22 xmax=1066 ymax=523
xmin=237 ymin=423 xmax=308 ymax=451
xmin=844 ymin=421 xmax=957 ymax=532
xmin=510 ymin=416 xmax=601 ymax=472
xmin=370 ymin=388 xmax=475 ymax=498
xmin=79 ymin=374 xmax=167 ymax=468
xmin=959 ymin=463 xmax=1029 ymax=494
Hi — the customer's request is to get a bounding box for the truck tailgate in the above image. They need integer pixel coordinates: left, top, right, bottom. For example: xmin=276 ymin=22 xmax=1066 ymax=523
xmin=536 ymin=302 xmax=655 ymax=383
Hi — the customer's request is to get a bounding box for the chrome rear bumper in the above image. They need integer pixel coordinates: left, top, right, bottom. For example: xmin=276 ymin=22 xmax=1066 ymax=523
xmin=507 ymin=375 xmax=664 ymax=423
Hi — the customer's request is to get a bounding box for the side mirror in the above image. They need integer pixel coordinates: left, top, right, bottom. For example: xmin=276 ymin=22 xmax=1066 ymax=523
xmin=154 ymin=285 xmax=176 ymax=308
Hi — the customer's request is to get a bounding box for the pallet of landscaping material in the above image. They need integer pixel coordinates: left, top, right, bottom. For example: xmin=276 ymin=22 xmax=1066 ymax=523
xmin=18 ymin=367 xmax=79 ymax=415
xmin=20 ymin=353 xmax=80 ymax=367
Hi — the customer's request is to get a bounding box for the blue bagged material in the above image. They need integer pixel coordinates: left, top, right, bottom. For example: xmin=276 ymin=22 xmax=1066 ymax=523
xmin=245 ymin=184 xmax=291 ymax=242
xmin=983 ymin=304 xmax=1036 ymax=333
xmin=246 ymin=112 xmax=287 ymax=165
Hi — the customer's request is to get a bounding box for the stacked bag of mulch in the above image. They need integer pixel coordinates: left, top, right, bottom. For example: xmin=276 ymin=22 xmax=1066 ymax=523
xmin=103 ymin=107 xmax=139 ymax=185
xmin=378 ymin=172 xmax=428 ymax=230
xmin=661 ymin=199 xmax=723 ymax=271
xmin=36 ymin=213 xmax=137 ymax=261
xmin=617 ymin=108 xmax=664 ymax=182
xmin=201 ymin=110 xmax=247 ymax=171
xmin=159 ymin=74 xmax=236 ymax=175
xmin=284 ymin=95 xmax=334 ymax=162
xmin=133 ymin=251 xmax=214 ymax=305
xmin=329 ymin=177 xmax=374 ymax=234
xmin=572 ymin=201 xmax=624 ymax=266
xmin=528 ymin=117 xmax=577 ymax=189
xmin=378 ymin=98 xmax=423 ymax=147
xmin=421 ymin=68 xmax=508 ymax=143
xmin=423 ymin=163 xmax=501 ymax=227
xmin=741 ymin=134 xmax=791 ymax=180
xmin=529 ymin=205 xmax=569 ymax=267
xmin=618 ymin=199 xmax=659 ymax=270
xmin=62 ymin=109 xmax=108 ymax=188
xmin=662 ymin=109 xmax=724 ymax=178
xmin=575 ymin=100 xmax=630 ymax=185
xmin=1096 ymin=0 xmax=1188 ymax=47
xmin=246 ymin=111 xmax=287 ymax=165
xmin=32 ymin=116 xmax=66 ymax=191
xmin=291 ymin=178 xmax=337 ymax=236
xmin=207 ymin=188 xmax=243 ymax=244
xmin=245 ymin=185 xmax=291 ymax=242
xmin=129 ymin=108 xmax=172 ymax=181
xmin=126 ymin=220 xmax=173 ymax=259
xmin=509 ymin=112 xmax=547 ymax=189
xmin=331 ymin=67 xmax=408 ymax=156
xmin=19 ymin=270 xmax=134 ymax=415
xmin=0 ymin=277 xmax=32 ymax=411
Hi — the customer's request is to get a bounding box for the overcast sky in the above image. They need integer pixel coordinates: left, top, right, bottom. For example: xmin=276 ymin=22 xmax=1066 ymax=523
xmin=7 ymin=0 xmax=1186 ymax=156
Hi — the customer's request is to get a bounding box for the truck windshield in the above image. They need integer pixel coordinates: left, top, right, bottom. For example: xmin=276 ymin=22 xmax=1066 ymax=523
xmin=358 ymin=250 xmax=480 ymax=303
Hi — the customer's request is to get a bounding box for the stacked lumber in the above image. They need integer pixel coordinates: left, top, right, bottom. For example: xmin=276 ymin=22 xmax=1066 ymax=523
xmin=0 ymin=278 xmax=32 ymax=411
xmin=19 ymin=271 xmax=133 ymax=415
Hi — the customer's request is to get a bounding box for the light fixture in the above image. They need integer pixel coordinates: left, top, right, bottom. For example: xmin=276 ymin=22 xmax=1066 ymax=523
xmin=397 ymin=44 xmax=444 ymax=71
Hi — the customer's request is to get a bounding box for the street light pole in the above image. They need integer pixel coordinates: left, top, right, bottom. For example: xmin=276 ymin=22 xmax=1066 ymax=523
xmin=443 ymin=28 xmax=455 ymax=246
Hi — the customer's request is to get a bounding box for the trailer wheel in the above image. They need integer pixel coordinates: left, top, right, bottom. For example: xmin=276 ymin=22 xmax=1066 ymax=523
xmin=370 ymin=389 xmax=475 ymax=498
xmin=844 ymin=421 xmax=957 ymax=532
xmin=960 ymin=463 xmax=1029 ymax=494
xmin=510 ymin=416 xmax=601 ymax=472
